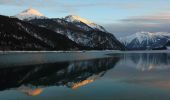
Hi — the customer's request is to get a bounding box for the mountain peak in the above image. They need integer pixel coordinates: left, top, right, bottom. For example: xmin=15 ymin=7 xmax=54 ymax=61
xmin=64 ymin=15 xmax=107 ymax=32
xmin=14 ymin=8 xmax=46 ymax=20
xmin=22 ymin=8 xmax=44 ymax=16
xmin=65 ymin=15 xmax=95 ymax=25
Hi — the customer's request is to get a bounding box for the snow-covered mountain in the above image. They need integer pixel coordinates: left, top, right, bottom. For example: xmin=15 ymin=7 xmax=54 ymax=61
xmin=0 ymin=15 xmax=89 ymax=51
xmin=14 ymin=8 xmax=47 ymax=20
xmin=64 ymin=15 xmax=107 ymax=32
xmin=10 ymin=8 xmax=125 ymax=50
xmin=120 ymin=32 xmax=170 ymax=50
xmin=27 ymin=17 xmax=125 ymax=50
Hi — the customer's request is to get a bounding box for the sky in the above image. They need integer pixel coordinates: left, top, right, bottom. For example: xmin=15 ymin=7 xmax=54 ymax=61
xmin=0 ymin=0 xmax=170 ymax=37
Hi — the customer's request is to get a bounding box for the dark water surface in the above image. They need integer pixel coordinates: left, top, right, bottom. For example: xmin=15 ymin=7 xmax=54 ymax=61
xmin=0 ymin=51 xmax=170 ymax=100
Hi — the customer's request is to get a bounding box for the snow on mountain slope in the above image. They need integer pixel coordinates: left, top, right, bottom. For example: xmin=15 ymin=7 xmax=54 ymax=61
xmin=0 ymin=15 xmax=87 ymax=51
xmin=64 ymin=15 xmax=107 ymax=32
xmin=28 ymin=18 xmax=125 ymax=50
xmin=14 ymin=8 xmax=47 ymax=20
xmin=13 ymin=8 xmax=125 ymax=50
xmin=120 ymin=32 xmax=170 ymax=50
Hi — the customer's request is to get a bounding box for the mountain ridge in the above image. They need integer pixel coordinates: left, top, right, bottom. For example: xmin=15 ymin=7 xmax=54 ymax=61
xmin=120 ymin=32 xmax=170 ymax=50
xmin=16 ymin=8 xmax=125 ymax=50
xmin=0 ymin=8 xmax=126 ymax=50
xmin=64 ymin=15 xmax=107 ymax=32
xmin=28 ymin=18 xmax=125 ymax=50
xmin=0 ymin=15 xmax=92 ymax=51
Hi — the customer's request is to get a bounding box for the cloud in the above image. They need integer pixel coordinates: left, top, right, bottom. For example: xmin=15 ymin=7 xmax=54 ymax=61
xmin=103 ymin=11 xmax=170 ymax=37
xmin=0 ymin=0 xmax=142 ymax=16
xmin=104 ymin=22 xmax=170 ymax=38
xmin=63 ymin=2 xmax=140 ymax=9
xmin=121 ymin=12 xmax=170 ymax=24
xmin=0 ymin=0 xmax=75 ymax=14
xmin=0 ymin=0 xmax=59 ymax=7
xmin=0 ymin=1 xmax=142 ymax=17
xmin=2 ymin=0 xmax=168 ymax=38
xmin=0 ymin=0 xmax=141 ymax=12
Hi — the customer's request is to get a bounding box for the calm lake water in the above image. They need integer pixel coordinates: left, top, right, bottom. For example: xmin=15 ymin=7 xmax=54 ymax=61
xmin=0 ymin=51 xmax=170 ymax=100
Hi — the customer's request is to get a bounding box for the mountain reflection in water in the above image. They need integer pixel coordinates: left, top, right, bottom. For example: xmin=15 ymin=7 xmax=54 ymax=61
xmin=121 ymin=53 xmax=170 ymax=71
xmin=0 ymin=56 xmax=119 ymax=95
xmin=0 ymin=52 xmax=170 ymax=98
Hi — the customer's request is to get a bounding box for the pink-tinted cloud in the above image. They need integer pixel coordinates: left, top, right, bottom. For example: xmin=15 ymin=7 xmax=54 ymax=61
xmin=121 ymin=12 xmax=170 ymax=23
xmin=103 ymin=11 xmax=170 ymax=37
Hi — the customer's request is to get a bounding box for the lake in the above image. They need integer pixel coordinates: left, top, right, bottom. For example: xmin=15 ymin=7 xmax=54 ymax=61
xmin=0 ymin=51 xmax=170 ymax=100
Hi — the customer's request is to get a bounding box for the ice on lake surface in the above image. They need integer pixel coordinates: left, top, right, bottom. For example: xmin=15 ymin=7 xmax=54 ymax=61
xmin=0 ymin=51 xmax=170 ymax=100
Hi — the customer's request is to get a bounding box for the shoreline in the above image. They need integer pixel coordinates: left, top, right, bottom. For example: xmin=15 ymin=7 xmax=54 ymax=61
xmin=0 ymin=50 xmax=169 ymax=54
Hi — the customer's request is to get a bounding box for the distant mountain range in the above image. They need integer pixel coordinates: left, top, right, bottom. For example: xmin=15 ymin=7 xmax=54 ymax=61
xmin=0 ymin=8 xmax=125 ymax=51
xmin=1 ymin=8 xmax=170 ymax=51
xmin=120 ymin=32 xmax=170 ymax=50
